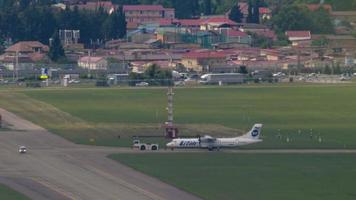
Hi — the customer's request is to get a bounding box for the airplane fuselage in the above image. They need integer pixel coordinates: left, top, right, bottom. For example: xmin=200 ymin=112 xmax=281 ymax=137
xmin=166 ymin=137 xmax=262 ymax=149
xmin=166 ymin=124 xmax=263 ymax=150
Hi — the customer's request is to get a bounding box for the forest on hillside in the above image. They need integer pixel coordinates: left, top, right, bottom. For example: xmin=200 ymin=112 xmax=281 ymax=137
xmin=0 ymin=0 xmax=342 ymax=52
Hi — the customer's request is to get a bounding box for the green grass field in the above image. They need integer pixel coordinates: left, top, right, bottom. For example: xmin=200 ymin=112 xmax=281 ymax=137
xmin=0 ymin=184 xmax=30 ymax=200
xmin=0 ymin=85 xmax=355 ymax=200
xmin=0 ymin=84 xmax=356 ymax=148
xmin=110 ymin=153 xmax=356 ymax=200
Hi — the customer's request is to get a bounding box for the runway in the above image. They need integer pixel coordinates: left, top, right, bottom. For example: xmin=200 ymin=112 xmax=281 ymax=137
xmin=0 ymin=108 xmax=201 ymax=200
xmin=1 ymin=108 xmax=355 ymax=200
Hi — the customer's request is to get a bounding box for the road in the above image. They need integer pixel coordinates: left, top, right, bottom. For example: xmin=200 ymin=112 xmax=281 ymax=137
xmin=0 ymin=108 xmax=202 ymax=200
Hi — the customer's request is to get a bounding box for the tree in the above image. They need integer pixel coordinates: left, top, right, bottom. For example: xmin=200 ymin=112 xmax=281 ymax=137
xmin=246 ymin=0 xmax=261 ymax=23
xmin=312 ymin=36 xmax=328 ymax=47
xmin=247 ymin=0 xmax=254 ymax=23
xmin=229 ymin=5 xmax=243 ymax=23
xmin=310 ymin=8 xmax=334 ymax=34
xmin=48 ymin=31 xmax=65 ymax=62
xmin=117 ymin=6 xmax=127 ymax=39
xmin=143 ymin=64 xmax=172 ymax=85
xmin=272 ymin=5 xmax=312 ymax=32
xmin=238 ymin=66 xmax=248 ymax=74
xmin=323 ymin=65 xmax=331 ymax=74
xmin=172 ymin=0 xmax=199 ymax=18
xmin=203 ymin=0 xmax=212 ymax=15
xmin=333 ymin=63 xmax=342 ymax=74
xmin=251 ymin=32 xmax=273 ymax=48
xmin=0 ymin=37 xmax=4 ymax=54
xmin=102 ymin=9 xmax=121 ymax=40
xmin=273 ymin=4 xmax=334 ymax=34
xmin=252 ymin=0 xmax=260 ymax=24
xmin=17 ymin=6 xmax=57 ymax=44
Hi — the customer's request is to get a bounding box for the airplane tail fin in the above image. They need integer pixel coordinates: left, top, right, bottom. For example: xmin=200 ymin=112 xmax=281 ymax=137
xmin=241 ymin=124 xmax=263 ymax=139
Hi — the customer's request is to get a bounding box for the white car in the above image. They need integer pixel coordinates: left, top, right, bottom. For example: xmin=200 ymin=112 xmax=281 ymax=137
xmin=340 ymin=76 xmax=351 ymax=81
xmin=69 ymin=79 xmax=80 ymax=84
xmin=18 ymin=146 xmax=27 ymax=154
xmin=135 ymin=82 xmax=149 ymax=87
xmin=273 ymin=72 xmax=286 ymax=77
xmin=174 ymin=81 xmax=185 ymax=86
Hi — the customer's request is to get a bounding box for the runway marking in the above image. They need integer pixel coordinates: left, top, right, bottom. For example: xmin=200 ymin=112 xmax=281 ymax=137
xmin=31 ymin=177 xmax=78 ymax=200
xmin=86 ymin=165 xmax=165 ymax=200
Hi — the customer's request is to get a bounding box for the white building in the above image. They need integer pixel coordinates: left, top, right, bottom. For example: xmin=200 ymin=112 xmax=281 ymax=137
xmin=78 ymin=56 xmax=108 ymax=70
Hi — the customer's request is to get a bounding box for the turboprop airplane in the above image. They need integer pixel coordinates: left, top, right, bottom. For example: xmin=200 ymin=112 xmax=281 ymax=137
xmin=166 ymin=124 xmax=263 ymax=151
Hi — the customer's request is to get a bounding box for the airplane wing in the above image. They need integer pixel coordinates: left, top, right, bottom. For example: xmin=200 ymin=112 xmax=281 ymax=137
xmin=200 ymin=135 xmax=216 ymax=143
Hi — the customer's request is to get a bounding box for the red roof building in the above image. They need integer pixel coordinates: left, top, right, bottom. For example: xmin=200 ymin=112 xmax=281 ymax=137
xmin=225 ymin=30 xmax=248 ymax=37
xmin=0 ymin=41 xmax=49 ymax=70
xmin=253 ymin=29 xmax=277 ymax=40
xmin=259 ymin=7 xmax=271 ymax=14
xmin=259 ymin=7 xmax=272 ymax=21
xmin=178 ymin=19 xmax=203 ymax=27
xmin=183 ymin=51 xmax=227 ymax=59
xmin=307 ymin=4 xmax=332 ymax=12
xmin=202 ymin=17 xmax=237 ymax=25
xmin=200 ymin=17 xmax=237 ymax=31
xmin=78 ymin=56 xmax=108 ymax=70
xmin=181 ymin=50 xmax=228 ymax=72
xmin=123 ymin=5 xmax=175 ymax=29
xmin=123 ymin=5 xmax=164 ymax=11
xmin=286 ymin=31 xmax=311 ymax=40
xmin=286 ymin=31 xmax=312 ymax=46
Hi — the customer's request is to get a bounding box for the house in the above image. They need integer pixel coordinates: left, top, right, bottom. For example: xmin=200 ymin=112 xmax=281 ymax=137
xmin=331 ymin=11 xmax=356 ymax=22
xmin=144 ymin=39 xmax=161 ymax=48
xmin=286 ymin=31 xmax=312 ymax=46
xmin=200 ymin=17 xmax=237 ymax=31
xmin=313 ymin=35 xmax=356 ymax=49
xmin=129 ymin=31 xmax=155 ymax=43
xmin=177 ymin=19 xmax=202 ymax=31
xmin=238 ymin=2 xmax=249 ymax=22
xmin=74 ymin=1 xmax=116 ymax=14
xmin=253 ymin=29 xmax=277 ymax=41
xmin=0 ymin=41 xmax=49 ymax=70
xmin=260 ymin=49 xmax=282 ymax=61
xmin=156 ymin=30 xmax=182 ymax=44
xmin=307 ymin=4 xmax=332 ymax=12
xmin=222 ymin=29 xmax=251 ymax=44
xmin=78 ymin=56 xmax=108 ymax=70
xmin=123 ymin=5 xmax=175 ymax=29
xmin=259 ymin=7 xmax=272 ymax=21
xmin=131 ymin=60 xmax=177 ymax=73
xmin=181 ymin=50 xmax=227 ymax=72
xmin=237 ymin=23 xmax=268 ymax=31
xmin=196 ymin=31 xmax=221 ymax=48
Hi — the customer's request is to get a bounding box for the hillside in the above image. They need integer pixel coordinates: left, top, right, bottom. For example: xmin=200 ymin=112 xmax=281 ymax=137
xmin=283 ymin=0 xmax=356 ymax=11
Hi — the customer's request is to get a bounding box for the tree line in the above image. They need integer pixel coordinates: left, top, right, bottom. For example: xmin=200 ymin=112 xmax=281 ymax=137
xmin=272 ymin=4 xmax=334 ymax=34
xmin=0 ymin=0 xmax=335 ymax=53
xmin=112 ymin=0 xmax=238 ymax=18
xmin=0 ymin=1 xmax=127 ymax=49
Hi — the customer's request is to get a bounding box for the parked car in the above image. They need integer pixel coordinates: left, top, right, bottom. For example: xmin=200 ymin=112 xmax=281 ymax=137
xmin=135 ymin=82 xmax=149 ymax=87
xmin=18 ymin=146 xmax=27 ymax=154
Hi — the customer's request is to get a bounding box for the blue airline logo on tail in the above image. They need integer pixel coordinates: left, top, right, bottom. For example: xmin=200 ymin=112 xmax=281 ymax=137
xmin=251 ymin=129 xmax=259 ymax=137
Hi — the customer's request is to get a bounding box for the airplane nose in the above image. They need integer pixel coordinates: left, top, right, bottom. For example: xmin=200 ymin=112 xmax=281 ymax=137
xmin=166 ymin=142 xmax=174 ymax=147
